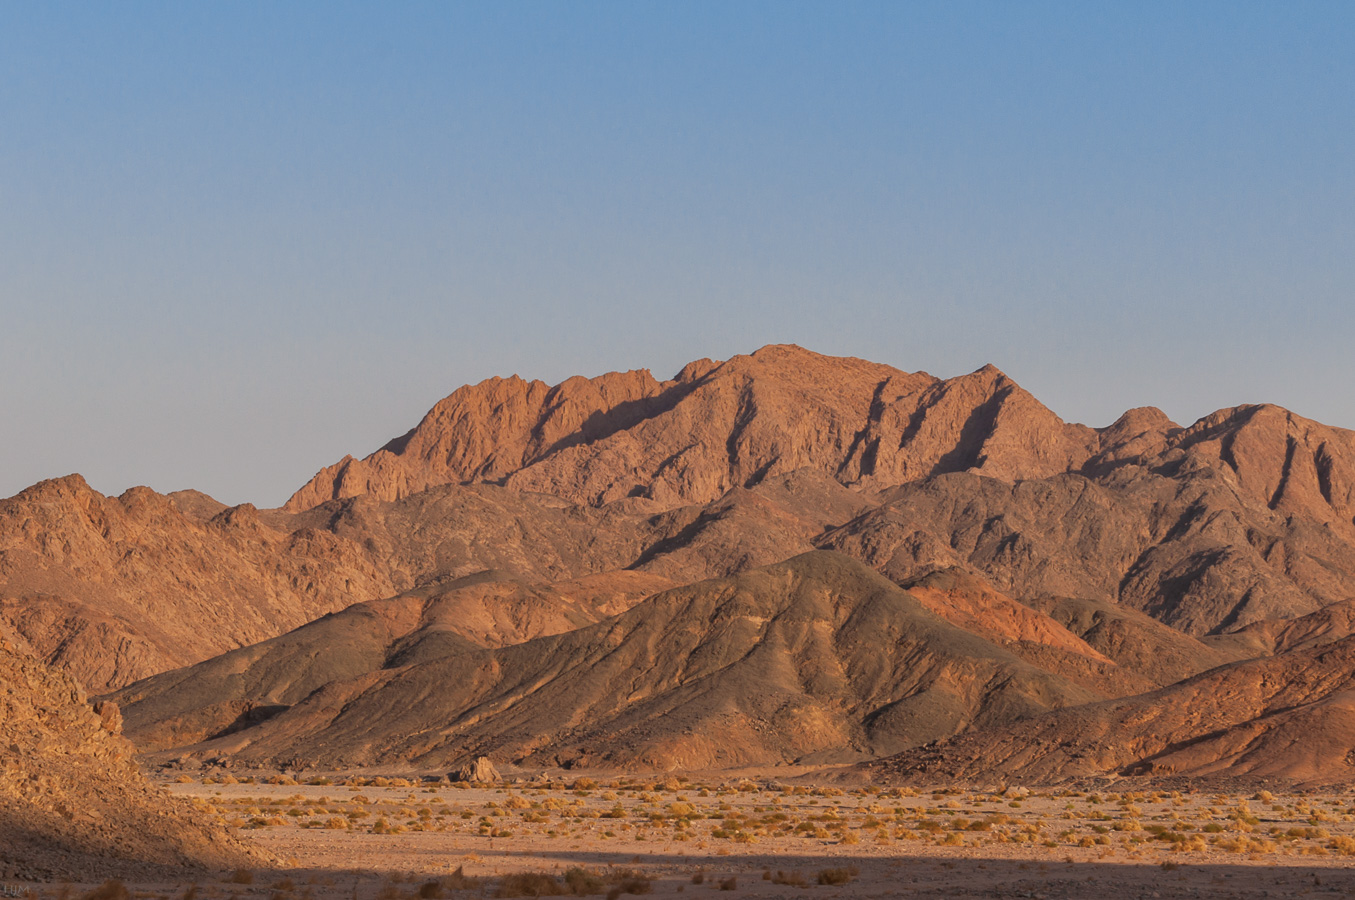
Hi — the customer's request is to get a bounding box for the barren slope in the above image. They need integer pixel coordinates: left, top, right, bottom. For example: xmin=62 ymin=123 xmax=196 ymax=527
xmin=0 ymin=476 xmax=394 ymax=691
xmin=127 ymin=552 xmax=1105 ymax=771
xmin=0 ymin=642 xmax=264 ymax=881
xmin=867 ymin=635 xmax=1355 ymax=787
xmin=821 ymin=465 xmax=1355 ymax=635
xmin=110 ymin=570 xmax=671 ymax=751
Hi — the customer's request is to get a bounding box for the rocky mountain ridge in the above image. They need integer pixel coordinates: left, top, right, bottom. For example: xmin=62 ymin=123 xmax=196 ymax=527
xmin=9 ymin=344 xmax=1355 ymax=785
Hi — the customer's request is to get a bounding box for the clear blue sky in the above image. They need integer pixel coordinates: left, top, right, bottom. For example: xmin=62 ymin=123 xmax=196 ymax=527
xmin=3 ymin=2 xmax=1353 ymax=506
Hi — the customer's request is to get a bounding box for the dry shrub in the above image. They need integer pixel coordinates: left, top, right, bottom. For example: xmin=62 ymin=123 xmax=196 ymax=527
xmin=716 ymin=877 xmax=737 ymax=891
xmin=495 ymin=873 xmax=565 ymax=897
xmin=816 ymin=867 xmax=859 ymax=886
xmin=1328 ymin=835 xmax=1355 ymax=855
xmin=83 ymin=881 xmax=129 ymax=900
xmin=416 ymin=882 xmax=444 ymax=899
xmin=444 ymin=868 xmax=480 ymax=891
xmin=228 ymin=870 xmax=255 ymax=885
xmin=608 ymin=871 xmax=651 ymax=896
xmin=563 ymin=869 xmax=605 ymax=895
xmin=770 ymin=871 xmax=807 ymax=886
xmin=1217 ymin=836 xmax=1278 ymax=854
xmin=1171 ymin=836 xmax=1208 ymax=853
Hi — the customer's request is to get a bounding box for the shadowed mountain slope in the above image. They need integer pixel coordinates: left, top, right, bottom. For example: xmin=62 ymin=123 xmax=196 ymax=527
xmin=820 ymin=465 xmax=1355 ymax=635
xmin=0 ymin=642 xmax=264 ymax=881
xmin=866 ymin=634 xmax=1355 ymax=787
xmin=124 ymin=552 xmax=1104 ymax=771
xmin=110 ymin=569 xmax=670 ymax=751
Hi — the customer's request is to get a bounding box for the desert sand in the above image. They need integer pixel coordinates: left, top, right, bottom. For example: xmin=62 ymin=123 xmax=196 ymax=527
xmin=12 ymin=775 xmax=1355 ymax=898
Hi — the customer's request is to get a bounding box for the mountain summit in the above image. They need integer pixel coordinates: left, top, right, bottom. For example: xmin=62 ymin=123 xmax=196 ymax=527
xmin=8 ymin=346 xmax=1355 ymax=784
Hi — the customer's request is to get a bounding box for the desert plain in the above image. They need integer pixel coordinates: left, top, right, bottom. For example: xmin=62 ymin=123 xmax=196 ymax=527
xmin=16 ymin=772 xmax=1355 ymax=899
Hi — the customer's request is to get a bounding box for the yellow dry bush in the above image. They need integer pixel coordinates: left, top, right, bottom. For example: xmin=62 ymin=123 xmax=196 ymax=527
xmin=1172 ymin=836 xmax=1207 ymax=853
xmin=1327 ymin=835 xmax=1355 ymax=855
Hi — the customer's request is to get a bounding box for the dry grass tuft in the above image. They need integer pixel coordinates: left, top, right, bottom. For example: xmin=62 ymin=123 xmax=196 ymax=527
xmin=816 ymin=867 xmax=859 ymax=886
xmin=83 ymin=881 xmax=129 ymax=900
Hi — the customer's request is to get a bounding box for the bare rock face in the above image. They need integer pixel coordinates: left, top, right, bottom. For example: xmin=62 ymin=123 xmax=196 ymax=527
xmin=820 ymin=465 xmax=1355 ymax=636
xmin=285 ymin=346 xmax=1099 ymax=513
xmin=866 ymin=635 xmax=1355 ymax=788
xmin=453 ymin=757 xmax=501 ymax=783
xmin=132 ymin=553 xmax=1103 ymax=771
xmin=109 ymin=570 xmax=672 ymax=753
xmin=93 ymin=700 xmax=122 ymax=734
xmin=284 ymin=368 xmax=671 ymax=512
xmin=0 ymin=642 xmax=265 ymax=881
xmin=0 ymin=476 xmax=395 ymax=691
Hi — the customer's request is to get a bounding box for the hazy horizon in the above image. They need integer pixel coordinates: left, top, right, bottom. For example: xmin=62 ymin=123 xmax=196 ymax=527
xmin=4 ymin=2 xmax=1352 ymax=506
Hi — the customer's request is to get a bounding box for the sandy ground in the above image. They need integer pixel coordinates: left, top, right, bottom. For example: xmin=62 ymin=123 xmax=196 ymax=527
xmin=11 ymin=775 xmax=1355 ymax=898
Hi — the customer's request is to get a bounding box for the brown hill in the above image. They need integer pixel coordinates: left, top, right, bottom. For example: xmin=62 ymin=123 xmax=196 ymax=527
xmin=820 ymin=464 xmax=1355 ymax=635
xmin=110 ymin=569 xmax=670 ymax=751
xmin=1018 ymin=594 xmax=1244 ymax=688
xmin=122 ymin=552 xmax=1103 ymax=771
xmin=0 ymin=475 xmax=394 ymax=691
xmin=0 ymin=641 xmax=264 ymax=881
xmin=897 ymin=570 xmax=1162 ymax=699
xmin=866 ymin=635 xmax=1355 ymax=787
xmin=0 ymin=461 xmax=873 ymax=696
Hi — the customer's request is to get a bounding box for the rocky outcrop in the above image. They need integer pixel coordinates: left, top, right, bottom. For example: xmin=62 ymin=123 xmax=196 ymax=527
xmin=0 ymin=642 xmax=265 ymax=881
xmin=454 ymin=757 xmax=501 ymax=783
xmin=866 ymin=635 xmax=1355 ymax=788
xmin=0 ymin=475 xmax=394 ymax=691
xmin=286 ymin=346 xmax=1105 ymax=513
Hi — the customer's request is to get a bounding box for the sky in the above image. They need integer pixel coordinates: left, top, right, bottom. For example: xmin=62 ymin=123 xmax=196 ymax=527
xmin=2 ymin=2 xmax=1353 ymax=507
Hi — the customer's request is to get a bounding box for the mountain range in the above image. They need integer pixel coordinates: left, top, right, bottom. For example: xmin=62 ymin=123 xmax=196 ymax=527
xmin=8 ymin=344 xmax=1355 ymax=791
